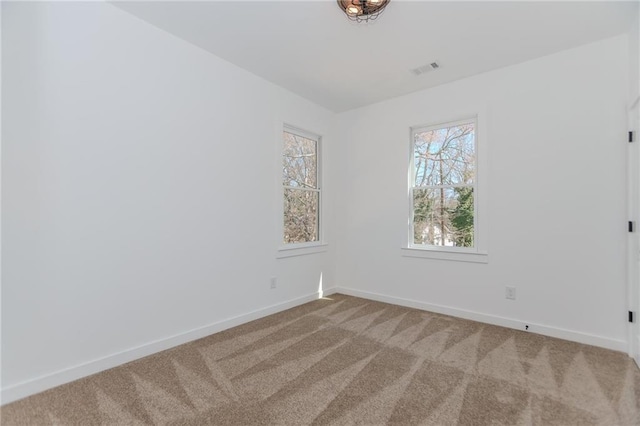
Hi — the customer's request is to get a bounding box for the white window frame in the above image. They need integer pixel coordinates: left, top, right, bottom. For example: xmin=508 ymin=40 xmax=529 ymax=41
xmin=278 ymin=124 xmax=326 ymax=258
xmin=403 ymin=115 xmax=488 ymax=263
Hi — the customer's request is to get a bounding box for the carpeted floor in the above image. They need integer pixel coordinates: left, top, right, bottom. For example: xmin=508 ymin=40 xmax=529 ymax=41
xmin=2 ymin=294 xmax=639 ymax=425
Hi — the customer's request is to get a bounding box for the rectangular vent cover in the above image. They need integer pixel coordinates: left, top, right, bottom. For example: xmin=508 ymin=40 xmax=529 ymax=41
xmin=412 ymin=61 xmax=440 ymax=76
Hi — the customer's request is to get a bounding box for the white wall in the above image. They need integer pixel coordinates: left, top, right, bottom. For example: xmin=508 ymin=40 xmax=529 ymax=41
xmin=335 ymin=35 xmax=630 ymax=350
xmin=2 ymin=2 xmax=336 ymax=400
xmin=2 ymin=0 xmax=635 ymax=405
xmin=629 ymin=11 xmax=640 ymax=365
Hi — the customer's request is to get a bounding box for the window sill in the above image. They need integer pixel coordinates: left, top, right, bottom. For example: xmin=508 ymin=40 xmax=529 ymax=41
xmin=277 ymin=243 xmax=328 ymax=259
xmin=401 ymin=247 xmax=489 ymax=263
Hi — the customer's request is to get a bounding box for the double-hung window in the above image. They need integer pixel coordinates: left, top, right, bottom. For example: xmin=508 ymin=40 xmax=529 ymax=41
xmin=410 ymin=118 xmax=477 ymax=251
xmin=282 ymin=126 xmax=321 ymax=246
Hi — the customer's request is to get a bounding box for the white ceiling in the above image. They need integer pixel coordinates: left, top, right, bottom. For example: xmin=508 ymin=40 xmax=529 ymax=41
xmin=113 ymin=1 xmax=638 ymax=112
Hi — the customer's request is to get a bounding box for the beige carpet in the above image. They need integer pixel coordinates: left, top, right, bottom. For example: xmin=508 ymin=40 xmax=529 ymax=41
xmin=2 ymin=294 xmax=639 ymax=425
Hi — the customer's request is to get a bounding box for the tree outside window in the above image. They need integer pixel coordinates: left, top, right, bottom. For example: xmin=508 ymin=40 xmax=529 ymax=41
xmin=283 ymin=128 xmax=320 ymax=244
xmin=411 ymin=120 xmax=476 ymax=248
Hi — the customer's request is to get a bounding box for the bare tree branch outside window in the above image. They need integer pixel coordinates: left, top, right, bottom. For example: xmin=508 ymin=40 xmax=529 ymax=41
xmin=412 ymin=122 xmax=475 ymax=247
xmin=283 ymin=130 xmax=319 ymax=244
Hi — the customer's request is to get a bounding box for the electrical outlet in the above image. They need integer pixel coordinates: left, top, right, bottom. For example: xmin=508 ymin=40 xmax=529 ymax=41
xmin=270 ymin=277 xmax=277 ymax=289
xmin=505 ymin=286 xmax=516 ymax=300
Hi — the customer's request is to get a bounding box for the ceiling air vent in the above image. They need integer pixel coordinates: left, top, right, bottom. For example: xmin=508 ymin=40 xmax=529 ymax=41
xmin=411 ymin=61 xmax=441 ymax=76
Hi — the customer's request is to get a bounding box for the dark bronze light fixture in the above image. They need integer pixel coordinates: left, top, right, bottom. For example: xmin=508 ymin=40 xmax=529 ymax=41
xmin=337 ymin=0 xmax=390 ymax=23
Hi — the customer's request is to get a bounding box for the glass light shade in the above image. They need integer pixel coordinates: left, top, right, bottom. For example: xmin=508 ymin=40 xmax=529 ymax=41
xmin=346 ymin=5 xmax=360 ymax=15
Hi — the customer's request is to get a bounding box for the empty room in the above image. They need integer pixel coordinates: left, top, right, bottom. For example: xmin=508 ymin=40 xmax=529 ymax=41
xmin=2 ymin=0 xmax=640 ymax=424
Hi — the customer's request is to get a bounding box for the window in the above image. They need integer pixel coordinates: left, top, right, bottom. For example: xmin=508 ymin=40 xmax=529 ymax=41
xmin=410 ymin=118 xmax=477 ymax=251
xmin=282 ymin=126 xmax=321 ymax=246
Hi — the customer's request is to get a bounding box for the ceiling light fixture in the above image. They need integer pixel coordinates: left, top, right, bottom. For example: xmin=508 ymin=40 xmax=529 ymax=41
xmin=337 ymin=0 xmax=390 ymax=23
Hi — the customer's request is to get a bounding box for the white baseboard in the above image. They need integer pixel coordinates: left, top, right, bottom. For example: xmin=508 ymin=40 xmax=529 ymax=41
xmin=334 ymin=287 xmax=627 ymax=353
xmin=2 ymin=285 xmax=623 ymax=405
xmin=1 ymin=289 xmax=336 ymax=405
